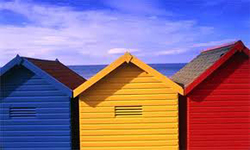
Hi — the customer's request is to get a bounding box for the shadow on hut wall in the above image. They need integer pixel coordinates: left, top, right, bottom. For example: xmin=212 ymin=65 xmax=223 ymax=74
xmin=179 ymin=94 xmax=187 ymax=150
xmin=82 ymin=63 xmax=144 ymax=108
xmin=189 ymin=52 xmax=247 ymax=103
xmin=71 ymin=96 xmax=80 ymax=150
xmin=1 ymin=66 xmax=35 ymax=99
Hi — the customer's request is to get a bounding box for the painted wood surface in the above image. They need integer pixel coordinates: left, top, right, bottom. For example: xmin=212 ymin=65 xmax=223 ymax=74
xmin=74 ymin=52 xmax=183 ymax=97
xmin=79 ymin=63 xmax=179 ymax=150
xmin=0 ymin=66 xmax=72 ymax=150
xmin=187 ymin=52 xmax=250 ymax=150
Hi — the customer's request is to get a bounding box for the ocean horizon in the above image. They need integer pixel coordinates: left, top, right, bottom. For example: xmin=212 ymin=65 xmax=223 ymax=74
xmin=69 ymin=63 xmax=186 ymax=79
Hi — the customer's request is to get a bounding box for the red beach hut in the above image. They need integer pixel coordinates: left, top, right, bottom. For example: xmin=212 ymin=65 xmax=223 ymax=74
xmin=172 ymin=40 xmax=250 ymax=150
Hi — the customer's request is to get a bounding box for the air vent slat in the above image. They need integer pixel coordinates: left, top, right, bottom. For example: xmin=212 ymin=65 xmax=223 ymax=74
xmin=10 ymin=107 xmax=36 ymax=118
xmin=115 ymin=106 xmax=142 ymax=117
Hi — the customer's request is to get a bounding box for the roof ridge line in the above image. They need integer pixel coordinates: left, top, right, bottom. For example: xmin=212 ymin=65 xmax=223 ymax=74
xmin=23 ymin=56 xmax=57 ymax=62
xmin=201 ymin=40 xmax=239 ymax=53
xmin=56 ymin=59 xmax=86 ymax=81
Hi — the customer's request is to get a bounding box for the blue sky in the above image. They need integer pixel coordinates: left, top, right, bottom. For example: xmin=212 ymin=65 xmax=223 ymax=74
xmin=0 ymin=0 xmax=249 ymax=65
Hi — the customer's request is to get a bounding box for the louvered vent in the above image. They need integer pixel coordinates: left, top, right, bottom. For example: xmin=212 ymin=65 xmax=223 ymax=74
xmin=10 ymin=107 xmax=36 ymax=118
xmin=115 ymin=106 xmax=142 ymax=117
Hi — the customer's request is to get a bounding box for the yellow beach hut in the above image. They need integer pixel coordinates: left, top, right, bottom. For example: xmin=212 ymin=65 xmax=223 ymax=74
xmin=73 ymin=52 xmax=184 ymax=150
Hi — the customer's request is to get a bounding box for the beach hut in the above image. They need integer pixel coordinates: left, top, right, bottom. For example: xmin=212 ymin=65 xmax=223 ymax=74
xmin=73 ymin=52 xmax=184 ymax=150
xmin=0 ymin=55 xmax=86 ymax=150
xmin=172 ymin=40 xmax=250 ymax=150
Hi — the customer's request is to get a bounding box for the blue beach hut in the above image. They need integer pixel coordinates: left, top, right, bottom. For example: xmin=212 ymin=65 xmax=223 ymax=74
xmin=0 ymin=55 xmax=86 ymax=150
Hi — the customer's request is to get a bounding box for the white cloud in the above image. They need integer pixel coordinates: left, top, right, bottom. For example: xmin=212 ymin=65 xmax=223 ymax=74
xmin=108 ymin=48 xmax=140 ymax=54
xmin=0 ymin=1 xmax=216 ymax=65
xmin=155 ymin=38 xmax=237 ymax=56
xmin=200 ymin=0 xmax=250 ymax=6
xmin=104 ymin=0 xmax=172 ymax=16
xmin=191 ymin=39 xmax=237 ymax=48
xmin=156 ymin=48 xmax=189 ymax=55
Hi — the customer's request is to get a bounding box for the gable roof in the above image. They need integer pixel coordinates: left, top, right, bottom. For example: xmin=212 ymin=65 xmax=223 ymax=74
xmin=73 ymin=52 xmax=184 ymax=97
xmin=25 ymin=57 xmax=86 ymax=90
xmin=1 ymin=55 xmax=86 ymax=97
xmin=172 ymin=40 xmax=249 ymax=95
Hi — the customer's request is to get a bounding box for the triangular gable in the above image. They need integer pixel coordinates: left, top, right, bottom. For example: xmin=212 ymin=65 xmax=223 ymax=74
xmin=1 ymin=55 xmax=72 ymax=97
xmin=1 ymin=55 xmax=23 ymax=76
xmin=185 ymin=40 xmax=249 ymax=94
xmin=73 ymin=52 xmax=184 ymax=97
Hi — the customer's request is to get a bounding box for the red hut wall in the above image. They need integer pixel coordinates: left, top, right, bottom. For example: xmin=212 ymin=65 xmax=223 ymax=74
xmin=187 ymin=52 xmax=250 ymax=150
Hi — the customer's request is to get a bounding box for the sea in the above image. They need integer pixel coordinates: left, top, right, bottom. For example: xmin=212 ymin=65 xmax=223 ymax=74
xmin=69 ymin=63 xmax=186 ymax=79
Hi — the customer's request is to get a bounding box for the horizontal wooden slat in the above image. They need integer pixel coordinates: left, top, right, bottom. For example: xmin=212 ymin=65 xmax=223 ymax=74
xmin=3 ymin=143 xmax=71 ymax=148
xmin=3 ymin=85 xmax=55 ymax=91
xmin=4 ymin=79 xmax=48 ymax=86
xmin=80 ymin=100 xmax=178 ymax=107
xmin=190 ymin=122 xmax=250 ymax=128
xmin=107 ymin=71 xmax=153 ymax=78
xmin=3 ymin=119 xmax=70 ymax=125
xmin=3 ymin=136 xmax=70 ymax=142
xmin=80 ymin=106 xmax=177 ymax=113
xmin=80 ymin=129 xmax=178 ymax=136
xmin=80 ymin=111 xmax=177 ymax=118
xmin=210 ymin=78 xmax=249 ymax=84
xmin=3 ymin=91 xmax=65 ymax=97
xmin=189 ymin=147 xmax=248 ymax=150
xmin=75 ymin=146 xmax=178 ymax=150
xmin=81 ymin=123 xmax=178 ymax=130
xmin=190 ymin=111 xmax=250 ymax=118
xmin=2 ymin=96 xmax=70 ymax=102
xmin=1 ymin=114 xmax=70 ymax=120
xmin=81 ymin=140 xmax=178 ymax=147
xmin=2 ymin=125 xmax=70 ymax=131
xmin=1 ymin=102 xmax=70 ymax=108
xmin=190 ymin=118 xmax=250 ymax=124
xmin=80 ymin=134 xmax=178 ymax=141
xmin=190 ymin=100 xmax=249 ymax=107
xmin=190 ymin=134 xmax=250 ymax=141
xmin=89 ymin=83 xmax=168 ymax=90
xmin=190 ymin=95 xmax=250 ymax=100
xmin=189 ymin=129 xmax=249 ymax=135
xmin=82 ymin=94 xmax=177 ymax=101
xmin=189 ymin=106 xmax=250 ymax=113
xmin=192 ymin=89 xmax=250 ymax=95
xmin=85 ymin=88 xmax=175 ymax=95
xmin=214 ymin=72 xmax=250 ymax=78
xmin=99 ymin=77 xmax=161 ymax=83
xmin=37 ymin=108 xmax=70 ymax=114
xmin=197 ymin=83 xmax=250 ymax=90
xmin=80 ymin=117 xmax=177 ymax=124
xmin=3 ymin=131 xmax=70 ymax=136
xmin=189 ymin=140 xmax=250 ymax=147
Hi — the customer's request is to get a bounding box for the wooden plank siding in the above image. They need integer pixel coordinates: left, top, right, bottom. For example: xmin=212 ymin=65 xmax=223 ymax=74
xmin=0 ymin=66 xmax=72 ymax=150
xmin=79 ymin=63 xmax=179 ymax=150
xmin=187 ymin=53 xmax=250 ymax=150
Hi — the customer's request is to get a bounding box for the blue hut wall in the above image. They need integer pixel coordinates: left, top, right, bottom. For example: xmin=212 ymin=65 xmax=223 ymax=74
xmin=0 ymin=65 xmax=72 ymax=150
